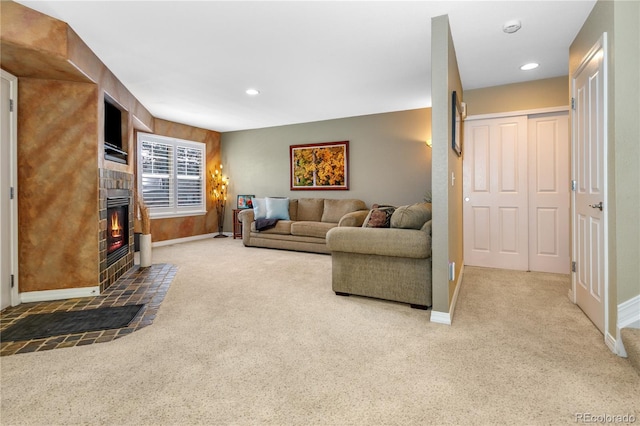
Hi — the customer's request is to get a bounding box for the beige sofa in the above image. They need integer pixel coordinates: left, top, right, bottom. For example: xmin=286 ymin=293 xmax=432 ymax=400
xmin=326 ymin=203 xmax=432 ymax=309
xmin=237 ymin=198 xmax=368 ymax=254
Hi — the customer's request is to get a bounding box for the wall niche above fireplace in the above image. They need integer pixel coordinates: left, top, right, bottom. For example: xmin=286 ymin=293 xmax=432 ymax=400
xmin=104 ymin=93 xmax=129 ymax=164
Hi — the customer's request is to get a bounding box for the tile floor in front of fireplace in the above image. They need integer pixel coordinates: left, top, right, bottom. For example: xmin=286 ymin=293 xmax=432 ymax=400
xmin=0 ymin=263 xmax=177 ymax=356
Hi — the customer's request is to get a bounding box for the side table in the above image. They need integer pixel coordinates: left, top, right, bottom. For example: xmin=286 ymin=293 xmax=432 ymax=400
xmin=232 ymin=209 xmax=243 ymax=239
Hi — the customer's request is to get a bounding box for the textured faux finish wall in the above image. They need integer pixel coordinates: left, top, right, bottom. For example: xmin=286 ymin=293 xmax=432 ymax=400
xmin=148 ymin=119 xmax=221 ymax=242
xmin=221 ymin=108 xmax=432 ymax=232
xmin=18 ymin=78 xmax=99 ymax=292
xmin=0 ymin=1 xmax=81 ymax=81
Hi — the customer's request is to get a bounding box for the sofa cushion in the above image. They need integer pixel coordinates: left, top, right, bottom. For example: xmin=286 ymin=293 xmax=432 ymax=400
xmin=297 ymin=198 xmax=324 ymax=222
xmin=251 ymin=197 xmax=267 ymax=220
xmin=291 ymin=221 xmax=336 ymax=239
xmin=321 ymin=199 xmax=367 ymax=223
xmin=288 ymin=199 xmax=299 ymax=221
xmin=266 ymin=197 xmax=290 ymax=220
xmin=362 ymin=204 xmax=395 ymax=228
xmin=390 ymin=203 xmax=432 ymax=230
xmin=251 ymin=220 xmax=292 ymax=235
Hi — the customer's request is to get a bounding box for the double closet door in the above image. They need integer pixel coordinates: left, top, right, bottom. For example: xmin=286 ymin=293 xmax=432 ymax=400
xmin=463 ymin=112 xmax=569 ymax=274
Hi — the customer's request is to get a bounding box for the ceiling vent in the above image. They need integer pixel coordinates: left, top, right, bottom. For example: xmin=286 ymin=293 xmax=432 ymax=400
xmin=503 ymin=20 xmax=522 ymax=34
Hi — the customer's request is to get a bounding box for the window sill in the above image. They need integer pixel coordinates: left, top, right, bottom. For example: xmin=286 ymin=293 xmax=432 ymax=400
xmin=149 ymin=210 xmax=207 ymax=220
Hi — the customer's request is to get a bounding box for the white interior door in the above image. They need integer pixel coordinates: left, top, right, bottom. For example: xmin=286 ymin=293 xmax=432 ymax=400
xmin=463 ymin=116 xmax=529 ymax=270
xmin=528 ymin=112 xmax=570 ymax=274
xmin=1 ymin=70 xmax=18 ymax=310
xmin=572 ymin=36 xmax=607 ymax=334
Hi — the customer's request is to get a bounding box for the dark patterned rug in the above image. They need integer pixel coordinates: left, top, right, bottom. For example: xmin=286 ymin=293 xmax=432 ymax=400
xmin=1 ymin=304 xmax=144 ymax=342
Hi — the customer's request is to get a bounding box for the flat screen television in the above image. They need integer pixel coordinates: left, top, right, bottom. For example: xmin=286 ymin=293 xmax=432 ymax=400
xmin=104 ymin=99 xmax=122 ymax=148
xmin=104 ymin=98 xmax=127 ymax=164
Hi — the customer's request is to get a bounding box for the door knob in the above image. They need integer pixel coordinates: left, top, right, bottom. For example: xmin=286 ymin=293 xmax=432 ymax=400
xmin=589 ymin=202 xmax=603 ymax=211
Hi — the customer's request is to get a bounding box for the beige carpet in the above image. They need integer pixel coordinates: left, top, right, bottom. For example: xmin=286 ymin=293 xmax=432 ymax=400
xmin=1 ymin=238 xmax=638 ymax=425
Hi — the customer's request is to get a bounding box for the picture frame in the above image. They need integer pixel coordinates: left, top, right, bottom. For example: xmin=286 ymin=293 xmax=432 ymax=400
xmin=290 ymin=141 xmax=349 ymax=190
xmin=237 ymin=194 xmax=255 ymax=209
xmin=452 ymin=90 xmax=462 ymax=157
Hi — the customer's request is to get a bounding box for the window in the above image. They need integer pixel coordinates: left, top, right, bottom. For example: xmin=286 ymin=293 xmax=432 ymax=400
xmin=137 ymin=132 xmax=206 ymax=218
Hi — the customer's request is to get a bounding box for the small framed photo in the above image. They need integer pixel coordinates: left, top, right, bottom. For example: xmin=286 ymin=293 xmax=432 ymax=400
xmin=237 ymin=195 xmax=255 ymax=209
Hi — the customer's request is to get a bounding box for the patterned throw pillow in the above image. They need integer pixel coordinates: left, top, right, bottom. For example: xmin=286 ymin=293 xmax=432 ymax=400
xmin=363 ymin=204 xmax=396 ymax=228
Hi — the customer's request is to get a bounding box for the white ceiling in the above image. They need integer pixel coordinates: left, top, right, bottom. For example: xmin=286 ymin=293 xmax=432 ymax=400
xmin=16 ymin=1 xmax=596 ymax=132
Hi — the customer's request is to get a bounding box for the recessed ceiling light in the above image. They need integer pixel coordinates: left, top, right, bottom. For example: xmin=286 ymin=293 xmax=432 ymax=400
xmin=245 ymin=88 xmax=260 ymax=96
xmin=520 ymin=63 xmax=539 ymax=71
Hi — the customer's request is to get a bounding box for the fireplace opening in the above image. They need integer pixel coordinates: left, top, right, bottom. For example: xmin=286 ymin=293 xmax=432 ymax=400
xmin=107 ymin=196 xmax=129 ymax=266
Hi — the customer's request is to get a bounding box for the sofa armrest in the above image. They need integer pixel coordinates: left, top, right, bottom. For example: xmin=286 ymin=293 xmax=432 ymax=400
xmin=338 ymin=210 xmax=369 ymax=227
xmin=326 ymin=225 xmax=431 ymax=259
xmin=237 ymin=209 xmax=254 ymax=245
xmin=237 ymin=209 xmax=254 ymax=224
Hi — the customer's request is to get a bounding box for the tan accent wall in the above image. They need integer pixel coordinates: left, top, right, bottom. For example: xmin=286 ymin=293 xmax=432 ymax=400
xmin=430 ymin=14 xmax=463 ymax=314
xmin=148 ymin=119 xmax=221 ymax=242
xmin=464 ymin=76 xmax=569 ymax=116
xmin=2 ymin=1 xmax=222 ymax=292
xmin=17 ymin=79 xmax=99 ymax=292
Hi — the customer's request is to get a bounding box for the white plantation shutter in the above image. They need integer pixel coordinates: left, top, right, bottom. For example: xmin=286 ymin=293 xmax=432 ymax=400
xmin=138 ymin=133 xmax=206 ymax=218
xmin=176 ymin=146 xmax=204 ymax=206
xmin=141 ymin=140 xmax=172 ymax=208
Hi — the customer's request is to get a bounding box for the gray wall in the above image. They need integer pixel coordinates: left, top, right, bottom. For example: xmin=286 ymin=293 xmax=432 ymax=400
xmin=221 ymin=108 xmax=432 ymax=230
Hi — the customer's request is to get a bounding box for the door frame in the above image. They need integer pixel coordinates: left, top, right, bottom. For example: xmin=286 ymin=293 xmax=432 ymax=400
xmin=1 ymin=69 xmax=19 ymax=307
xmin=570 ymin=33 xmax=609 ymax=345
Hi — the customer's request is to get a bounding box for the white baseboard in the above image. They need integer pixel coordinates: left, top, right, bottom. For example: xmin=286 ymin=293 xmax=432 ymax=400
xmin=618 ymin=295 xmax=640 ymax=329
xmin=20 ymin=286 xmax=100 ymax=303
xmin=430 ymin=310 xmax=452 ymax=325
xmin=606 ymin=332 xmax=619 ymax=355
xmin=152 ymin=232 xmax=224 ymax=247
xmin=615 ymin=294 xmax=640 ymax=357
xmin=431 ymin=264 xmax=465 ymax=325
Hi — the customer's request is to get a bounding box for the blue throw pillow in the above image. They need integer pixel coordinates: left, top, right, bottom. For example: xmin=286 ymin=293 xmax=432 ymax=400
xmin=252 ymin=197 xmax=267 ymax=220
xmin=266 ymin=197 xmax=290 ymax=220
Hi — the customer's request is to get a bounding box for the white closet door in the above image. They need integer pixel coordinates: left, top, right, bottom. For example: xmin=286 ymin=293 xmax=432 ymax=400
xmin=463 ymin=116 xmax=529 ymax=270
xmin=464 ymin=112 xmax=570 ymax=274
xmin=528 ymin=113 xmax=570 ymax=274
